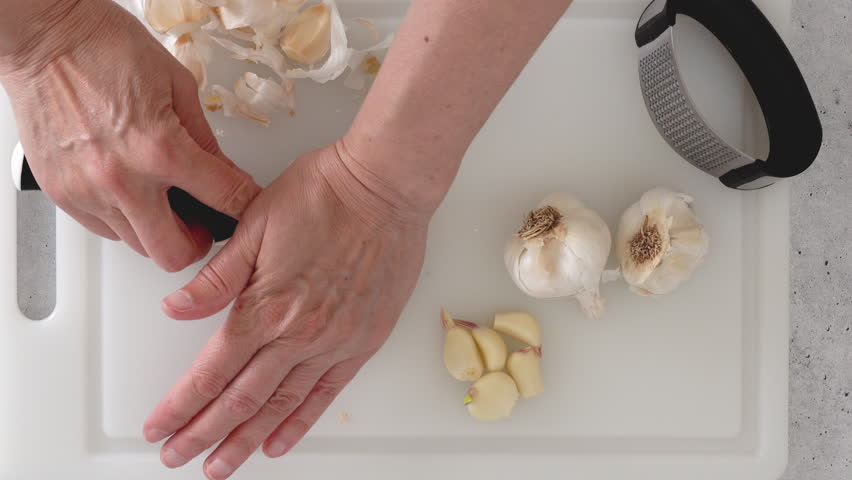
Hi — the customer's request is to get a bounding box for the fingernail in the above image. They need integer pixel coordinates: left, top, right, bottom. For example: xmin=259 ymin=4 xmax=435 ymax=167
xmin=161 ymin=448 xmax=189 ymax=468
xmin=164 ymin=290 xmax=193 ymax=312
xmin=266 ymin=441 xmax=288 ymax=458
xmin=144 ymin=428 xmax=169 ymax=443
xmin=206 ymin=458 xmax=234 ymax=479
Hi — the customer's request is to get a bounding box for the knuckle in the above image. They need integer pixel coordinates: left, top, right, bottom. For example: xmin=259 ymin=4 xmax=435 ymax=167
xmin=311 ymin=381 xmax=342 ymax=405
xmin=198 ymin=263 xmax=232 ymax=296
xmin=222 ymin=388 xmax=262 ymax=419
xmin=266 ymin=389 xmax=303 ymax=417
xmin=217 ymin=174 xmax=257 ymax=216
xmin=190 ymin=368 xmax=228 ymax=400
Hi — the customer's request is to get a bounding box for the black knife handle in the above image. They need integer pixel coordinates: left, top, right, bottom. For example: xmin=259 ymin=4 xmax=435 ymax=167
xmin=18 ymin=153 xmax=237 ymax=242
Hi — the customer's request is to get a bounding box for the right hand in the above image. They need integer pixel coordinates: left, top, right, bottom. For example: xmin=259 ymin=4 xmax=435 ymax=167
xmin=0 ymin=0 xmax=260 ymax=271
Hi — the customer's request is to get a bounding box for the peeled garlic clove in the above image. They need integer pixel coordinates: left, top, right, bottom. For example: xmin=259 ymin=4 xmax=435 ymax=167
xmin=465 ymin=372 xmax=519 ymax=421
xmin=470 ymin=326 xmax=507 ymax=372
xmin=442 ymin=309 xmax=483 ymax=382
xmin=506 ymin=347 xmax=543 ymax=399
xmin=493 ymin=311 xmax=541 ymax=349
xmin=284 ymin=0 xmax=352 ymax=84
xmin=505 ymin=193 xmax=612 ymax=319
xmin=280 ymin=3 xmax=332 ymax=65
xmin=616 ymin=188 xmax=710 ymax=296
xmin=145 ymin=0 xmax=209 ymax=34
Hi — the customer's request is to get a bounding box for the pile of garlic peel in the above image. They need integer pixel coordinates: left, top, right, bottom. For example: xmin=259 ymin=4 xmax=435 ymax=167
xmin=505 ymin=193 xmax=613 ymax=319
xmin=616 ymin=188 xmax=710 ymax=296
xmin=143 ymin=0 xmax=394 ymax=125
xmin=442 ymin=309 xmax=543 ymax=421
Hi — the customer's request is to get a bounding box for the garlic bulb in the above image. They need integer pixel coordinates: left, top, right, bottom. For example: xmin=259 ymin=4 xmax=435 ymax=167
xmin=615 ymin=188 xmax=710 ymax=296
xmin=505 ymin=193 xmax=612 ymax=319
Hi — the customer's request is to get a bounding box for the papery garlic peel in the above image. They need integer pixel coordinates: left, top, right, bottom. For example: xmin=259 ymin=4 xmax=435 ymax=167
xmin=615 ymin=188 xmax=709 ymax=296
xmin=505 ymin=193 xmax=612 ymax=319
xmin=506 ymin=347 xmax=544 ymax=399
xmin=442 ymin=309 xmax=483 ymax=382
xmin=465 ymin=372 xmax=519 ymax=421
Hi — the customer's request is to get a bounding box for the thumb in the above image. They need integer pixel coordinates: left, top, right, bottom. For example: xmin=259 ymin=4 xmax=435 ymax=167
xmin=161 ymin=218 xmax=264 ymax=320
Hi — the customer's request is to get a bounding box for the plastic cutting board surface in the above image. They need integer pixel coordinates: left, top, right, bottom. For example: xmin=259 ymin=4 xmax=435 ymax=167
xmin=0 ymin=0 xmax=792 ymax=478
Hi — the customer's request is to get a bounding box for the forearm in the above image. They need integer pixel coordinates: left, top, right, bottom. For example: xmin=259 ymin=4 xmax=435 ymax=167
xmin=343 ymin=0 xmax=572 ymax=215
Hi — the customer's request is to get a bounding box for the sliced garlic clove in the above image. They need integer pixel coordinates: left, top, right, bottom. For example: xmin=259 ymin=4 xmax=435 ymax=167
xmin=506 ymin=347 xmax=543 ymax=399
xmin=493 ymin=311 xmax=541 ymax=348
xmin=465 ymin=372 xmax=519 ymax=421
xmin=470 ymin=326 xmax=507 ymax=372
xmin=145 ymin=0 xmax=209 ymax=34
xmin=280 ymin=3 xmax=332 ymax=65
xmin=442 ymin=309 xmax=483 ymax=382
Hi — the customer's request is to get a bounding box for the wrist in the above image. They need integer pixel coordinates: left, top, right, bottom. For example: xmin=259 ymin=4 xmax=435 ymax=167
xmin=340 ymin=124 xmax=462 ymax=220
xmin=0 ymin=0 xmax=114 ymax=78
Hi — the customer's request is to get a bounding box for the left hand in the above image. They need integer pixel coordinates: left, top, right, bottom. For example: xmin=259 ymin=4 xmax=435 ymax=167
xmin=142 ymin=142 xmax=429 ymax=479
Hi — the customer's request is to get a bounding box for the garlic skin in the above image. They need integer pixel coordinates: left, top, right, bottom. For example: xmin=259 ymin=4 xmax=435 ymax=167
xmin=170 ymin=33 xmax=211 ymax=89
xmin=615 ymin=188 xmax=710 ymax=296
xmin=505 ymin=193 xmax=612 ymax=319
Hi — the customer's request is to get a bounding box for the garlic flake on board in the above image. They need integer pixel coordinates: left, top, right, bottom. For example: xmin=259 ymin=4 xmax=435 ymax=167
xmin=505 ymin=193 xmax=612 ymax=319
xmin=615 ymin=188 xmax=710 ymax=296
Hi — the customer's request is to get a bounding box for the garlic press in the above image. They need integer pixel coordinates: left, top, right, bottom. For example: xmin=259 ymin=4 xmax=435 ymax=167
xmin=636 ymin=0 xmax=822 ymax=190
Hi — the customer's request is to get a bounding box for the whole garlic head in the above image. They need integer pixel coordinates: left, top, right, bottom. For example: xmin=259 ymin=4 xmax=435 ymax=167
xmin=505 ymin=193 xmax=612 ymax=319
xmin=615 ymin=188 xmax=710 ymax=296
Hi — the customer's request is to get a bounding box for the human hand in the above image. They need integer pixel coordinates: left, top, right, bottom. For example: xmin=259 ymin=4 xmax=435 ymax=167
xmin=0 ymin=0 xmax=259 ymax=271
xmin=142 ymin=142 xmax=430 ymax=479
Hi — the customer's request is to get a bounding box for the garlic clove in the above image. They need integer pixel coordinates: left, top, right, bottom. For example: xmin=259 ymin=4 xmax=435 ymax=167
xmin=465 ymin=372 xmax=519 ymax=421
xmin=145 ymin=0 xmax=209 ymax=34
xmin=506 ymin=347 xmax=544 ymax=399
xmin=280 ymin=3 xmax=332 ymax=65
xmin=442 ymin=309 xmax=483 ymax=382
xmin=284 ymin=0 xmax=353 ymax=84
xmin=493 ymin=311 xmax=541 ymax=349
xmin=470 ymin=326 xmax=507 ymax=372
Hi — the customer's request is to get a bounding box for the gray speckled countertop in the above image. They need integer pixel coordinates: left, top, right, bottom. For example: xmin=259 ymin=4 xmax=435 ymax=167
xmin=15 ymin=2 xmax=851 ymax=477
xmin=785 ymin=1 xmax=852 ymax=478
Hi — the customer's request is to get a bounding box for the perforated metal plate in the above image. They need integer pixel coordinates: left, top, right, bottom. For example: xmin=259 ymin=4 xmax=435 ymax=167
xmin=638 ymin=28 xmax=776 ymax=189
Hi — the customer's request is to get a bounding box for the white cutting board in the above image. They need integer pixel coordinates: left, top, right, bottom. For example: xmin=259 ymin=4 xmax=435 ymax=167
xmin=0 ymin=0 xmax=792 ymax=478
